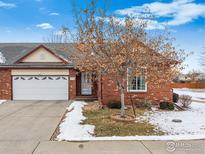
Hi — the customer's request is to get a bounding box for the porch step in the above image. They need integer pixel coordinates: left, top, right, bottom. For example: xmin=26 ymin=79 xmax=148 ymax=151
xmin=75 ymin=96 xmax=98 ymax=101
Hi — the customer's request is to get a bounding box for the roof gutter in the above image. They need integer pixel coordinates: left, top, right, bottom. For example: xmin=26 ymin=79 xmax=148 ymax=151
xmin=0 ymin=65 xmax=74 ymax=69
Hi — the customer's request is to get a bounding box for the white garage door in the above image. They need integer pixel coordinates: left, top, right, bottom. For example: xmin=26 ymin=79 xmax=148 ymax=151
xmin=13 ymin=76 xmax=68 ymax=100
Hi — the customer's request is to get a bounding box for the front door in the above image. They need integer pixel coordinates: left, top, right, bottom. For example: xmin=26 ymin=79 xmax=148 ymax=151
xmin=81 ymin=72 xmax=92 ymax=95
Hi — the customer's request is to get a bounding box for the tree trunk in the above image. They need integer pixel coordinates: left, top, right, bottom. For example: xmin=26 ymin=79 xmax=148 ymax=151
xmin=120 ymin=88 xmax=125 ymax=117
xmin=98 ymin=72 xmax=103 ymax=108
xmin=120 ymin=79 xmax=126 ymax=117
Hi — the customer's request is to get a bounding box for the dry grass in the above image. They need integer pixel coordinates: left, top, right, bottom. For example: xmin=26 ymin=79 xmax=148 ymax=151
xmin=82 ymin=103 xmax=164 ymax=137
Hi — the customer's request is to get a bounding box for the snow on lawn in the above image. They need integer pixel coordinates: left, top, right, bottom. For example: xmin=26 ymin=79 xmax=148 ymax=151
xmin=136 ymin=102 xmax=205 ymax=138
xmin=0 ymin=100 xmax=7 ymax=104
xmin=57 ymin=101 xmax=95 ymax=141
xmin=174 ymin=88 xmax=205 ymax=102
xmin=57 ymin=101 xmax=205 ymax=141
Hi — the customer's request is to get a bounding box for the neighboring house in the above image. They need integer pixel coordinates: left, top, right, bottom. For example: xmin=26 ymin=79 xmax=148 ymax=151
xmin=174 ymin=74 xmax=192 ymax=83
xmin=196 ymin=73 xmax=205 ymax=83
xmin=0 ymin=43 xmax=172 ymax=104
xmin=174 ymin=73 xmax=205 ymax=83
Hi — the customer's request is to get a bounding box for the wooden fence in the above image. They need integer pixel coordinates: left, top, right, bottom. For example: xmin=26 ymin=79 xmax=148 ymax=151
xmin=172 ymin=82 xmax=205 ymax=89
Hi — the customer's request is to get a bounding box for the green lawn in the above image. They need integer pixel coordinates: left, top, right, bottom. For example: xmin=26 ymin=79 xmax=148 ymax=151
xmin=82 ymin=104 xmax=164 ymax=137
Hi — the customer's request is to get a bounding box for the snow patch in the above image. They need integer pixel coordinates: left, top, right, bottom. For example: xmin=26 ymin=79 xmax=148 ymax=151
xmin=0 ymin=100 xmax=7 ymax=104
xmin=137 ymin=102 xmax=205 ymax=137
xmin=174 ymin=88 xmax=205 ymax=102
xmin=0 ymin=52 xmax=6 ymax=64
xmin=57 ymin=101 xmax=95 ymax=141
xmin=61 ymin=135 xmax=205 ymax=141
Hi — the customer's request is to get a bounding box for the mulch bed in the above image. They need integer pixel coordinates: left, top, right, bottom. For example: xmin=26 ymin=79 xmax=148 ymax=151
xmin=110 ymin=114 xmax=136 ymax=123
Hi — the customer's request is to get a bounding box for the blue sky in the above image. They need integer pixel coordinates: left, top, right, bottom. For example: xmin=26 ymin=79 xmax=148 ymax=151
xmin=0 ymin=0 xmax=204 ymax=73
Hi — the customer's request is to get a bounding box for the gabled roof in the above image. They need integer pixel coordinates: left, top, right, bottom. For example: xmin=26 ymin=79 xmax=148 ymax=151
xmin=15 ymin=44 xmax=68 ymax=64
xmin=0 ymin=43 xmax=78 ymax=68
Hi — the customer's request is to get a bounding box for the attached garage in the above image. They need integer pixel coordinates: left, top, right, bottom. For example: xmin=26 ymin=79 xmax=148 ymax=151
xmin=12 ymin=76 xmax=69 ymax=100
xmin=0 ymin=44 xmax=79 ymax=101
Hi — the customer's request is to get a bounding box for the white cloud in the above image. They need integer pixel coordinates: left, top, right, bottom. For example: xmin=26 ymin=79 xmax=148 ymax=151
xmin=98 ymin=16 xmax=165 ymax=30
xmin=36 ymin=23 xmax=53 ymax=29
xmin=115 ymin=0 xmax=205 ymax=26
xmin=0 ymin=1 xmax=16 ymax=8
xmin=49 ymin=12 xmax=60 ymax=16
xmin=146 ymin=20 xmax=165 ymax=30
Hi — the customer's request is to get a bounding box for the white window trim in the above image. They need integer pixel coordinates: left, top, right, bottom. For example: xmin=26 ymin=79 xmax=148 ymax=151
xmin=127 ymin=74 xmax=148 ymax=93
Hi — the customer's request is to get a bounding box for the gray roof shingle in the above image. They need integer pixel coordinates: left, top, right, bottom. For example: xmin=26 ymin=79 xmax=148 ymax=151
xmin=0 ymin=43 xmax=77 ymax=68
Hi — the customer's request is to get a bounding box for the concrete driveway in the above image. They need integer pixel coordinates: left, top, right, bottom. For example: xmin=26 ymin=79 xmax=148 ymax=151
xmin=0 ymin=100 xmax=68 ymax=154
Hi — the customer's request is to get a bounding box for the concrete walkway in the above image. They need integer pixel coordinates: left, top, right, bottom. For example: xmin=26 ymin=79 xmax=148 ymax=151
xmin=0 ymin=101 xmax=204 ymax=154
xmin=34 ymin=140 xmax=205 ymax=154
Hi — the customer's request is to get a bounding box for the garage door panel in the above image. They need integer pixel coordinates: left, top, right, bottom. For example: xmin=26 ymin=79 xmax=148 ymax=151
xmin=13 ymin=76 xmax=69 ymax=100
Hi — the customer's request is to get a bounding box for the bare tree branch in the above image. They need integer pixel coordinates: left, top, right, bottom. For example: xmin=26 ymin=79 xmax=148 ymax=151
xmin=46 ymin=0 xmax=187 ymax=117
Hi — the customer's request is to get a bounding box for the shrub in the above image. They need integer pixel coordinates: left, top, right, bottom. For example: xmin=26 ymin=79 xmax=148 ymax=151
xmin=179 ymin=95 xmax=192 ymax=108
xmin=173 ymin=93 xmax=179 ymax=103
xmin=107 ymin=100 xmax=121 ymax=109
xmin=160 ymin=102 xmax=174 ymax=110
xmin=160 ymin=102 xmax=167 ymax=110
xmin=134 ymin=100 xmax=152 ymax=110
xmin=167 ymin=103 xmax=175 ymax=110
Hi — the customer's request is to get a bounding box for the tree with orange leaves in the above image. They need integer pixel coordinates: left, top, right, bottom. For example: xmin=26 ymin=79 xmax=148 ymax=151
xmin=69 ymin=0 xmax=186 ymax=117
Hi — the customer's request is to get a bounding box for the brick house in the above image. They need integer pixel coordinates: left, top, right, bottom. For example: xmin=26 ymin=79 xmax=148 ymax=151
xmin=0 ymin=43 xmax=173 ymax=105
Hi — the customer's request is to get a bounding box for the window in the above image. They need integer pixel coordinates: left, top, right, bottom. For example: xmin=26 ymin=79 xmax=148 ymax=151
xmin=127 ymin=69 xmax=147 ymax=92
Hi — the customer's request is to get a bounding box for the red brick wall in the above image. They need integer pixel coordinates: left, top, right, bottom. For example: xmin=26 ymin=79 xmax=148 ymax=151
xmin=100 ymin=75 xmax=173 ymax=105
xmin=0 ymin=68 xmax=172 ymax=103
xmin=69 ymin=69 xmax=77 ymax=100
xmin=0 ymin=69 xmax=12 ymax=100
